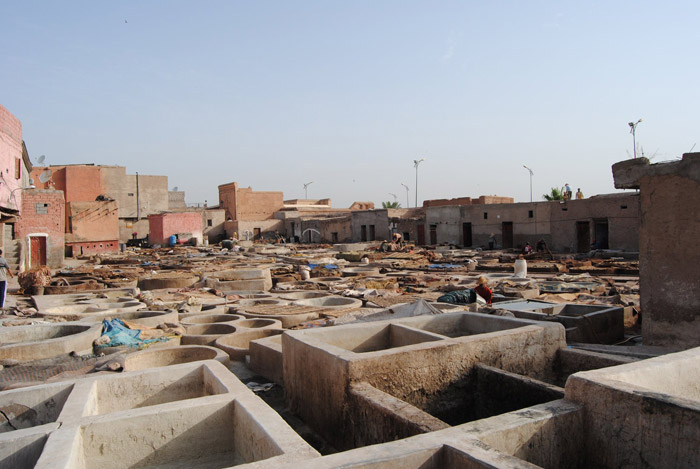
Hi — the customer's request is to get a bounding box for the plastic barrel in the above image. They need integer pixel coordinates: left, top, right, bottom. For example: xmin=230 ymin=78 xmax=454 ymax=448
xmin=169 ymin=235 xmax=177 ymax=247
xmin=514 ymin=259 xmax=527 ymax=278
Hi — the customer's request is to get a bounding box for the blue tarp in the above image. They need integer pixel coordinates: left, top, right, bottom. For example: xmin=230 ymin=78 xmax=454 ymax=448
xmin=310 ymin=263 xmax=338 ymax=270
xmin=97 ymin=318 xmax=169 ymax=350
xmin=429 ymin=264 xmax=461 ymax=269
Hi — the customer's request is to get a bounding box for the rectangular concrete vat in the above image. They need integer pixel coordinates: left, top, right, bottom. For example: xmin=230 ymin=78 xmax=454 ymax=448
xmin=0 ymin=360 xmax=319 ymax=468
xmin=83 ymin=364 xmax=228 ymax=415
xmin=0 ymin=383 xmax=73 ymax=432
xmin=283 ymin=312 xmax=566 ymax=450
xmin=566 ymin=347 xmax=700 ymax=468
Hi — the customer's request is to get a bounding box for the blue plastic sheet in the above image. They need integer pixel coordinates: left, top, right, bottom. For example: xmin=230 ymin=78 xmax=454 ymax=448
xmin=429 ymin=264 xmax=461 ymax=269
xmin=307 ymin=264 xmax=338 ymax=270
xmin=97 ymin=318 xmax=168 ymax=350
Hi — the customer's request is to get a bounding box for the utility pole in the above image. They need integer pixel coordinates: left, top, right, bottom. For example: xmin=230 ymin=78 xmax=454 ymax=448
xmin=401 ymin=183 xmax=410 ymax=208
xmin=523 ymin=165 xmax=534 ymax=203
xmin=413 ymin=158 xmax=425 ymax=208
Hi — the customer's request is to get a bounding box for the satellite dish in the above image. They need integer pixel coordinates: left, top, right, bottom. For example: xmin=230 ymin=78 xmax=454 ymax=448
xmin=173 ymin=186 xmax=179 ymax=192
xmin=37 ymin=155 xmax=46 ymax=164
xmin=39 ymin=169 xmax=52 ymax=183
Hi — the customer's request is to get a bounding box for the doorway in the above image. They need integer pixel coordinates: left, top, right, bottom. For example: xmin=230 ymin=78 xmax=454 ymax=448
xmin=462 ymin=222 xmax=473 ymax=247
xmin=30 ymin=236 xmax=47 ymax=268
xmin=429 ymin=225 xmax=437 ymax=245
xmin=576 ymin=221 xmax=590 ymax=252
xmin=501 ymin=222 xmax=513 ymax=249
xmin=417 ymin=225 xmax=425 ymax=245
xmin=594 ymin=219 xmax=609 ymax=249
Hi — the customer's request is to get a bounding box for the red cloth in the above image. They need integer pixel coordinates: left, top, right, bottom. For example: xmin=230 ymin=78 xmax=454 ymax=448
xmin=474 ymin=285 xmax=493 ymax=304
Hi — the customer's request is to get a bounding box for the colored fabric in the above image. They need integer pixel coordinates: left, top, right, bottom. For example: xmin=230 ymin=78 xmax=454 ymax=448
xmin=474 ymin=284 xmax=493 ymax=304
xmin=96 ymin=318 xmax=170 ymax=350
xmin=437 ymin=289 xmax=477 ymax=305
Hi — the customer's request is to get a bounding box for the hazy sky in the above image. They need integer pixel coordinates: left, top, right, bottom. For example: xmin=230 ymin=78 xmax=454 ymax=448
xmin=1 ymin=1 xmax=697 ymax=207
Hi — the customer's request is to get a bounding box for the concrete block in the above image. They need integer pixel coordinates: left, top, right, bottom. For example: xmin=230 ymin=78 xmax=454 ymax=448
xmin=249 ymin=334 xmax=283 ymax=385
xmin=566 ymin=347 xmax=700 ymax=468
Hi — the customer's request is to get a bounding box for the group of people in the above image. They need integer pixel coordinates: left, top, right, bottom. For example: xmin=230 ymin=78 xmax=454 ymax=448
xmin=522 ymin=239 xmax=549 ymax=255
xmin=563 ymin=183 xmax=584 ymax=201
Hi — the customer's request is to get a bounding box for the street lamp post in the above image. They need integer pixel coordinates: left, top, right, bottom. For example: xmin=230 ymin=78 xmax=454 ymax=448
xmin=523 ymin=165 xmax=534 ymax=203
xmin=401 ymin=183 xmax=410 ymax=208
xmin=628 ymin=119 xmax=642 ymax=158
xmin=303 ymin=181 xmax=313 ymax=199
xmin=413 ymin=158 xmax=425 ymax=208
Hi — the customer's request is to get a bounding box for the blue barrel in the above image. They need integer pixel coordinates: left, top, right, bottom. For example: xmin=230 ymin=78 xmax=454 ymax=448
xmin=169 ymin=235 xmax=177 ymax=246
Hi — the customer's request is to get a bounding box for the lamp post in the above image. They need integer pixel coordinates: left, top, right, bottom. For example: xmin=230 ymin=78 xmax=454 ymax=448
xmin=413 ymin=158 xmax=425 ymax=208
xmin=523 ymin=165 xmax=534 ymax=202
xmin=628 ymin=119 xmax=642 ymax=158
xmin=401 ymin=183 xmax=410 ymax=208
xmin=389 ymin=193 xmax=398 ymax=204
xmin=303 ymin=181 xmax=313 ymax=199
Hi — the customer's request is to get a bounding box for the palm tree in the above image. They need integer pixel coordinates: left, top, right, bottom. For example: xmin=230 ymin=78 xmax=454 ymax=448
xmin=382 ymin=201 xmax=401 ymax=208
xmin=543 ymin=187 xmax=564 ymax=201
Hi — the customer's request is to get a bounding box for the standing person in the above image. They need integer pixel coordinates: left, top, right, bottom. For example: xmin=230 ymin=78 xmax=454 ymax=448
xmin=564 ymin=183 xmax=572 ymax=200
xmin=576 ymin=188 xmax=584 ymax=199
xmin=0 ymin=249 xmax=14 ymax=308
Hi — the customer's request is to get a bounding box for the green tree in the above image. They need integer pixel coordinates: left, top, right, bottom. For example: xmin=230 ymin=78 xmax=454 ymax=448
xmin=382 ymin=201 xmax=401 ymax=208
xmin=543 ymin=187 xmax=564 ymax=201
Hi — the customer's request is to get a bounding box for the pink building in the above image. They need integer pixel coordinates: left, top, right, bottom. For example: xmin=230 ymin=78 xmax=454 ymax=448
xmin=0 ymin=105 xmax=25 ymax=216
xmin=148 ymin=212 xmax=203 ymax=245
xmin=15 ymin=189 xmax=65 ymax=268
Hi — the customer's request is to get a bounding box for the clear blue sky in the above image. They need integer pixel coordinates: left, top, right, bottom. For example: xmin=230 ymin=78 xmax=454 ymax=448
xmin=2 ymin=1 xmax=697 ymax=207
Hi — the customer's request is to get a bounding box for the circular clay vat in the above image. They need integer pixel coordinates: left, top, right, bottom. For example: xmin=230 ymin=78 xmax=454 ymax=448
xmin=180 ymin=314 xmax=241 ymax=326
xmin=292 ymin=296 xmax=363 ymax=309
xmin=137 ymin=272 xmax=199 ymax=290
xmin=123 ymin=345 xmax=229 ymax=370
xmin=0 ymin=323 xmax=102 ymax=362
xmin=233 ymin=318 xmax=282 ymax=329
xmin=107 ymin=310 xmax=180 ymax=327
xmin=74 ymin=301 xmax=145 ymax=312
xmin=77 ymin=297 xmax=139 ymax=304
xmin=181 ymin=324 xmax=238 ymax=346
xmin=235 ymin=298 xmax=288 ymax=307
xmin=199 ymin=304 xmax=229 ymax=315
xmin=44 ymin=279 xmax=102 ymax=294
xmin=180 ymin=312 xmax=242 ymax=321
xmin=278 ymin=291 xmax=331 ymax=301
xmin=214 ymin=329 xmax=284 ymax=361
xmin=223 ymin=291 xmax=273 ymax=299
xmin=41 ymin=304 xmax=111 ymax=317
